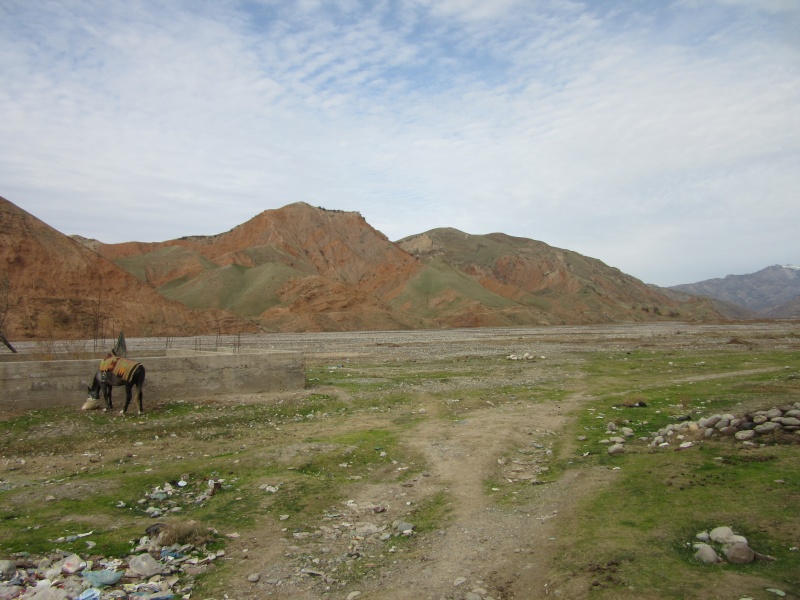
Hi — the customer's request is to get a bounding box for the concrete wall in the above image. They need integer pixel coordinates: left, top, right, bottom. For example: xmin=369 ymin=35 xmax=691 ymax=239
xmin=0 ymin=350 xmax=305 ymax=411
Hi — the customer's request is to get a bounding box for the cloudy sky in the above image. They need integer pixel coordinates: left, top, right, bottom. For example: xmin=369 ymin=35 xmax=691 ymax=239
xmin=1 ymin=0 xmax=798 ymax=286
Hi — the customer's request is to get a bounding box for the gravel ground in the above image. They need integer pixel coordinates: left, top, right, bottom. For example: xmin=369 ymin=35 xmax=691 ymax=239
xmin=12 ymin=321 xmax=795 ymax=363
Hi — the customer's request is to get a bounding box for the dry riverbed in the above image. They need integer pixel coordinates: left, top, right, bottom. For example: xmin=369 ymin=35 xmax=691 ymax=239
xmin=2 ymin=322 xmax=799 ymax=600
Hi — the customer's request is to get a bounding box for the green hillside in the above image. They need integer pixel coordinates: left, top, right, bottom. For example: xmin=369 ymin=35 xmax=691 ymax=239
xmin=113 ymin=245 xmax=219 ymax=283
xmin=160 ymin=263 xmax=302 ymax=316
xmin=391 ymin=259 xmax=518 ymax=319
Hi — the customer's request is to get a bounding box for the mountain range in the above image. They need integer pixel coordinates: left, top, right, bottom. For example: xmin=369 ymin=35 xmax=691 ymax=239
xmin=0 ymin=195 xmax=773 ymax=341
xmin=669 ymin=265 xmax=800 ymax=319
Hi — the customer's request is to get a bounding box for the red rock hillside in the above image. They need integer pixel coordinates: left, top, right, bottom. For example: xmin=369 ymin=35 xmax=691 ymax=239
xmin=0 ymin=196 xmax=258 ymax=340
xmin=1 ymin=197 xmax=723 ymax=340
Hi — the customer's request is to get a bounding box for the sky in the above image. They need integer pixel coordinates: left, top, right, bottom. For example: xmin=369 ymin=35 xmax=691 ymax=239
xmin=1 ymin=0 xmax=798 ymax=287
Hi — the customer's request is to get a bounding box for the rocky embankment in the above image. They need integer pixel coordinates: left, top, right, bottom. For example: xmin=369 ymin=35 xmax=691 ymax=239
xmin=646 ymin=401 xmax=800 ymax=450
xmin=597 ymin=401 xmax=800 ymax=456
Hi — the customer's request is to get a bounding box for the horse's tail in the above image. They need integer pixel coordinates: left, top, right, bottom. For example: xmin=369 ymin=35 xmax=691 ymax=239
xmin=131 ymin=363 xmax=145 ymax=389
xmin=132 ymin=363 xmax=145 ymax=412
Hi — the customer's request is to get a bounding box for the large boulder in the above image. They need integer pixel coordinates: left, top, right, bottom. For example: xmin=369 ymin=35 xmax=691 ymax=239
xmin=725 ymin=542 xmax=755 ymax=564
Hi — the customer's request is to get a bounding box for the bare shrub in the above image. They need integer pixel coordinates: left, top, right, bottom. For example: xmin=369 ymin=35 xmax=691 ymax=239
xmin=157 ymin=520 xmax=216 ymax=547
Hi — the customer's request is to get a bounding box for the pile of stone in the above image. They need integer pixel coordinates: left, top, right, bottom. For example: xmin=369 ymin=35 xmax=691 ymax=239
xmin=595 ymin=422 xmax=636 ymax=455
xmin=647 ymin=401 xmax=800 ymax=449
xmin=0 ymin=529 xmax=222 ymax=600
xmin=692 ymin=526 xmax=774 ymax=565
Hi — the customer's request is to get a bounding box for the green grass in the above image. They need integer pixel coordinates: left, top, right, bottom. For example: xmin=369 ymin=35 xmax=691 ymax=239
xmin=556 ymin=442 xmax=799 ymax=597
xmin=574 ymin=349 xmax=800 ymax=441
xmin=581 ymin=348 xmax=797 ymax=395
xmin=408 ymin=490 xmax=453 ymax=534
xmin=555 ymin=347 xmax=800 ymax=598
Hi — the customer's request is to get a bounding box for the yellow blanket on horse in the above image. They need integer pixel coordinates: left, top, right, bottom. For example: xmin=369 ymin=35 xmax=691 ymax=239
xmin=100 ymin=357 xmax=140 ymax=383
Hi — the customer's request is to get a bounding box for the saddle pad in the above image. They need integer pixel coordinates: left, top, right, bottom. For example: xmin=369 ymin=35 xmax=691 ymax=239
xmin=113 ymin=358 xmax=140 ymax=383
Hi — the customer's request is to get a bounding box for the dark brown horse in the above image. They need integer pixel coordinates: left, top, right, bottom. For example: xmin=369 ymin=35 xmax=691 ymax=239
xmin=87 ymin=363 xmax=146 ymax=414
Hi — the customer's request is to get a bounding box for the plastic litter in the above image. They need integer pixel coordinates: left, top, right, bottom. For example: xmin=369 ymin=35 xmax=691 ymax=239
xmin=82 ymin=569 xmax=124 ymax=587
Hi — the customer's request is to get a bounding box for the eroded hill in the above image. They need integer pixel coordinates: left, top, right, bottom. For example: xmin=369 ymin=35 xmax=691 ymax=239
xmin=1 ymin=197 xmax=721 ymax=339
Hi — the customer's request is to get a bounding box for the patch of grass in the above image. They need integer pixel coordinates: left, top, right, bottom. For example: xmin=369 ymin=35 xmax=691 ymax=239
xmin=289 ymin=429 xmax=417 ymax=486
xmin=349 ymin=392 xmax=414 ymax=413
xmin=0 ymin=449 xmax=284 ymax=555
xmin=409 ymin=490 xmax=453 ymax=533
xmin=389 ymin=489 xmax=454 ymax=552
xmin=250 ymin=429 xmax=423 ymax=529
xmin=265 ymin=476 xmax=335 ymax=525
xmin=582 ymin=349 xmax=798 ymax=396
xmin=555 ymin=347 xmax=800 ymax=598
xmin=483 ymin=440 xmax=566 ymax=507
xmin=556 ymin=442 xmax=800 ymax=597
xmin=573 ymin=357 xmax=800 ymax=461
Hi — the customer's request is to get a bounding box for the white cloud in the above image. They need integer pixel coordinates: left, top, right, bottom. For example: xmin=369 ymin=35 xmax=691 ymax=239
xmin=0 ymin=0 xmax=797 ymax=285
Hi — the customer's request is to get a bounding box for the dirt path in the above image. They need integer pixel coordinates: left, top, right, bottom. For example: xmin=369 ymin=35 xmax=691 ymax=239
xmin=375 ymin=393 xmax=606 ymax=600
xmin=232 ymin=387 xmax=615 ymax=600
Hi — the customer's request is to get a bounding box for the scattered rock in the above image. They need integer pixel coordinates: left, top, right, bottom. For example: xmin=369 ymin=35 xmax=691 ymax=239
xmin=693 ymin=543 xmax=721 ymax=564
xmin=0 ymin=525 xmax=214 ymax=600
xmin=393 ymin=521 xmax=415 ymax=534
xmin=0 ymin=586 xmax=24 ymax=600
xmin=607 ymin=443 xmax=625 ymax=455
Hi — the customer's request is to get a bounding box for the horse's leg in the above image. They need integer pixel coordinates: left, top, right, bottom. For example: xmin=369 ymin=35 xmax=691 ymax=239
xmin=136 ymin=382 xmax=144 ymax=414
xmin=122 ymin=383 xmax=132 ymax=415
xmin=104 ymin=384 xmax=113 ymax=411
